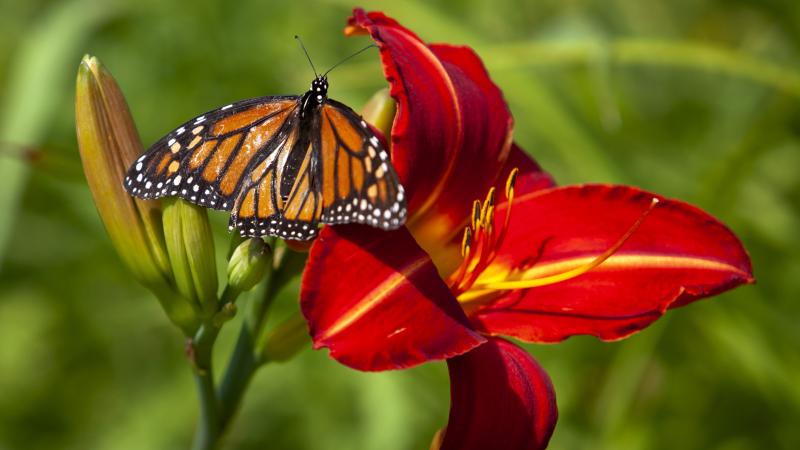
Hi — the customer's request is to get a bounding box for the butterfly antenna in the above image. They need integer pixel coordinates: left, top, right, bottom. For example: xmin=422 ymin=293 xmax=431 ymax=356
xmin=323 ymin=44 xmax=377 ymax=77
xmin=294 ymin=35 xmax=319 ymax=77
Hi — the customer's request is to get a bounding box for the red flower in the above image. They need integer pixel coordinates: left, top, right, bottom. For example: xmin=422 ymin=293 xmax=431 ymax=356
xmin=301 ymin=9 xmax=754 ymax=450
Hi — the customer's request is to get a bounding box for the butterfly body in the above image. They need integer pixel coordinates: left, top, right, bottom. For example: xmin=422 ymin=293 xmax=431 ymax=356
xmin=125 ymin=75 xmax=406 ymax=240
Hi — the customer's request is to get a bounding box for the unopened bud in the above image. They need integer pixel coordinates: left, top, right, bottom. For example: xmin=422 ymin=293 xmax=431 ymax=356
xmin=227 ymin=238 xmax=270 ymax=293
xmin=212 ymin=302 xmax=238 ymax=327
xmin=261 ymin=313 xmax=308 ymax=363
xmin=75 ymin=55 xmax=199 ymax=334
xmin=162 ymin=198 xmax=218 ymax=317
xmin=361 ymin=88 xmax=395 ymax=140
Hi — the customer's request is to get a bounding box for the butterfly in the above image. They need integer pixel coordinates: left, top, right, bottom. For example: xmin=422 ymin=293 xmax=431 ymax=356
xmin=123 ymin=44 xmax=406 ymax=241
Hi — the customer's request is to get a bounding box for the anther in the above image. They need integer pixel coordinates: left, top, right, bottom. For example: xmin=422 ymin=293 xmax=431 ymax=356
xmin=505 ymin=168 xmax=519 ymax=200
xmin=471 ymin=200 xmax=482 ymax=230
xmin=461 ymin=227 xmax=472 ymax=258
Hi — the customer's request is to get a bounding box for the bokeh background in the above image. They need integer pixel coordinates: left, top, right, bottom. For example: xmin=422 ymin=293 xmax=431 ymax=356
xmin=1 ymin=0 xmax=799 ymax=449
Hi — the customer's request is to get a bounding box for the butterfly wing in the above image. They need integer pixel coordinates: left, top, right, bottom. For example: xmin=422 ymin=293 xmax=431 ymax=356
xmin=228 ymin=110 xmax=324 ymax=240
xmin=126 ymin=95 xmax=407 ymax=241
xmin=228 ymin=99 xmax=407 ymax=241
xmin=316 ymin=100 xmax=406 ymax=229
xmin=124 ymin=96 xmax=299 ymax=211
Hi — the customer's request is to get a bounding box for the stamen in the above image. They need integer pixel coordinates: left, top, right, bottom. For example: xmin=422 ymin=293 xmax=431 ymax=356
xmin=472 ymin=197 xmax=660 ymax=291
xmin=505 ymin=168 xmax=518 ymax=200
xmin=488 ymin=168 xmax=519 ymax=262
xmin=471 ymin=200 xmax=481 ymax=231
xmin=460 ymin=227 xmax=472 ymax=258
xmin=447 ymin=169 xmax=521 ymax=295
xmin=480 ymin=188 xmax=495 ymax=225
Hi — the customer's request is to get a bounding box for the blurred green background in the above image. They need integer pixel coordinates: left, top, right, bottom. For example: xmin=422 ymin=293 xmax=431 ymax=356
xmin=1 ymin=0 xmax=799 ymax=449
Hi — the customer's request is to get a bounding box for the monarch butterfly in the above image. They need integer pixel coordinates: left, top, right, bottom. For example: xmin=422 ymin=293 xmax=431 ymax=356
xmin=124 ymin=40 xmax=406 ymax=241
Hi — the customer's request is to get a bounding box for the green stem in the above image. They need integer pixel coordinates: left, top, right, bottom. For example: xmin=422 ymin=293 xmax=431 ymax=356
xmin=216 ymin=246 xmax=305 ymax=428
xmin=217 ymin=324 xmax=259 ymax=429
xmin=215 ymin=266 xmax=279 ymax=427
xmin=189 ymin=323 xmax=221 ymax=450
xmin=191 ymin=369 xmax=220 ymax=450
xmin=189 ymin=285 xmax=241 ymax=450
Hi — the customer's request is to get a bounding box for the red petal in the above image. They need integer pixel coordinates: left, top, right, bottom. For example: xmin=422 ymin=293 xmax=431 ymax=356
xmin=346 ymin=9 xmax=461 ymax=216
xmin=301 ymin=225 xmax=485 ymax=371
xmin=471 ymin=185 xmax=754 ymax=342
xmin=346 ymin=10 xmax=513 ymax=233
xmin=441 ymin=338 xmax=557 ymax=450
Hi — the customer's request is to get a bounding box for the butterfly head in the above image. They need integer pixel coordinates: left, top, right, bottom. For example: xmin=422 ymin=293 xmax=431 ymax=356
xmin=310 ymin=76 xmax=328 ymax=101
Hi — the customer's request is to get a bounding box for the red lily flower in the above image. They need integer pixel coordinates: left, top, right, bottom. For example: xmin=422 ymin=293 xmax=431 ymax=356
xmin=301 ymin=9 xmax=754 ymax=450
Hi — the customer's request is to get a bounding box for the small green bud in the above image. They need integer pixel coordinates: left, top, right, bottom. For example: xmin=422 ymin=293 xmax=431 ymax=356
xmin=163 ymin=198 xmax=218 ymax=317
xmin=212 ymin=302 xmax=238 ymax=327
xmin=361 ymin=88 xmax=395 ymax=139
xmin=227 ymin=238 xmax=270 ymax=293
xmin=261 ymin=313 xmax=308 ymax=363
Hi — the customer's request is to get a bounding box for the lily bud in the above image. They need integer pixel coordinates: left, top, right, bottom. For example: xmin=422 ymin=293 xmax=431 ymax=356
xmin=76 ymin=55 xmax=170 ymax=284
xmin=162 ymin=198 xmax=218 ymax=317
xmin=213 ymin=302 xmax=238 ymax=327
xmin=227 ymin=238 xmax=270 ymax=293
xmin=261 ymin=313 xmax=308 ymax=363
xmin=361 ymin=88 xmax=395 ymax=139
xmin=75 ymin=55 xmax=198 ymax=334
xmin=429 ymin=429 xmax=445 ymax=450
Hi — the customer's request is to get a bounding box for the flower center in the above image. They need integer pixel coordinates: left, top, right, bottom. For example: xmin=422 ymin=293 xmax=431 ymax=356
xmin=446 ymin=168 xmax=519 ymax=297
xmin=447 ymin=170 xmax=659 ymax=310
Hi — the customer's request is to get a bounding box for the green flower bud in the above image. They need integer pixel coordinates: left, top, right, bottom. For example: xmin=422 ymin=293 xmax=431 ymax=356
xmin=212 ymin=302 xmax=238 ymax=327
xmin=227 ymin=238 xmax=270 ymax=293
xmin=75 ymin=55 xmax=198 ymax=334
xmin=261 ymin=313 xmax=308 ymax=363
xmin=361 ymin=88 xmax=395 ymax=139
xmin=162 ymin=198 xmax=219 ymax=317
